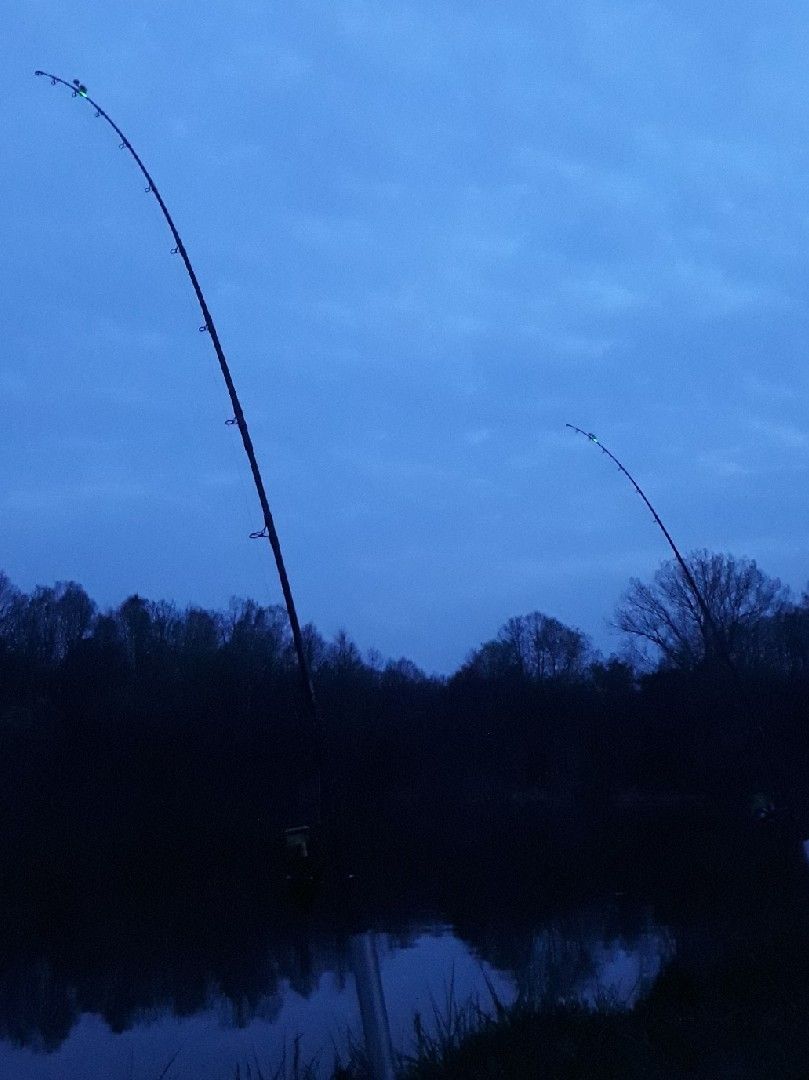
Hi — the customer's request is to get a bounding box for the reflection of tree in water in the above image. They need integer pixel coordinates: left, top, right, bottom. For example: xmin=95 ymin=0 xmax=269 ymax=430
xmin=0 ymin=898 xmax=678 ymax=1053
xmin=0 ymin=917 xmax=350 ymax=1051
xmin=215 ymin=987 xmax=283 ymax=1029
xmin=522 ymin=922 xmax=598 ymax=1004
xmin=0 ymin=959 xmax=77 ymax=1052
xmin=214 ymin=935 xmax=350 ymax=1023
xmin=525 ymin=919 xmax=676 ymax=1008
xmin=0 ymin=906 xmax=371 ymax=1051
xmin=454 ymin=904 xmax=675 ymax=1010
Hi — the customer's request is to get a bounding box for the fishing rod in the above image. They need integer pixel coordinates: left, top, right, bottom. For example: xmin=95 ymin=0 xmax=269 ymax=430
xmin=565 ymin=424 xmax=720 ymax=651
xmin=34 ymin=71 xmax=321 ymax=824
xmin=567 ymin=422 xmax=800 ymax=832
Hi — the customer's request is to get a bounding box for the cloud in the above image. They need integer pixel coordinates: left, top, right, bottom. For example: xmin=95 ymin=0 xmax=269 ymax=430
xmin=195 ymin=469 xmax=243 ymax=489
xmin=515 ymin=147 xmax=657 ymax=212
xmin=695 ymin=449 xmax=754 ymax=480
xmin=2 ymin=480 xmax=149 ymax=513
xmin=562 ymin=275 xmax=644 ymax=314
xmin=491 ymin=547 xmax=668 ymax=589
xmin=13 ymin=0 xmax=809 ymax=672
xmin=749 ymin=418 xmax=809 ymax=451
xmin=0 ymin=371 xmax=28 ymax=396
xmin=741 ymin=375 xmax=799 ymax=405
xmin=463 ymin=428 xmax=492 ymax=447
xmin=667 ymin=257 xmax=782 ymax=314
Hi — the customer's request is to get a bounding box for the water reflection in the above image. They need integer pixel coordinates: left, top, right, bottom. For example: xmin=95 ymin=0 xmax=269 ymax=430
xmin=520 ymin=919 xmax=675 ymax=1008
xmin=349 ymin=933 xmax=395 ymax=1080
xmin=463 ymin=907 xmax=676 ymax=1011
xmin=0 ymin=904 xmax=674 ymax=1079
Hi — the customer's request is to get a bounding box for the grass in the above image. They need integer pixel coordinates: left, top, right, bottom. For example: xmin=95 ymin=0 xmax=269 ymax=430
xmin=160 ymin=963 xmax=809 ymax=1080
xmin=233 ymin=1041 xmax=320 ymax=1080
xmin=388 ymin=947 xmax=809 ymax=1079
xmin=228 ymin=1034 xmax=368 ymax=1080
xmin=222 ymin=969 xmax=662 ymax=1080
xmin=228 ymin=942 xmax=809 ymax=1080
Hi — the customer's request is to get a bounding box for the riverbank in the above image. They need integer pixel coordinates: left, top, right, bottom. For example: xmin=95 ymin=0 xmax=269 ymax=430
xmin=388 ymin=959 xmax=809 ymax=1079
xmin=240 ymin=938 xmax=809 ymax=1080
xmin=324 ymin=938 xmax=809 ymax=1079
xmin=327 ymin=832 xmax=809 ymax=1080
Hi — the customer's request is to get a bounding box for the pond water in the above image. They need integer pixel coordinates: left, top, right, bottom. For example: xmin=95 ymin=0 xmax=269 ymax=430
xmin=0 ymin=902 xmax=675 ymax=1079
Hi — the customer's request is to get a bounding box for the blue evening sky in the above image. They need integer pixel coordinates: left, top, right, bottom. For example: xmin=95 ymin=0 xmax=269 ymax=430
xmin=4 ymin=2 xmax=809 ymax=673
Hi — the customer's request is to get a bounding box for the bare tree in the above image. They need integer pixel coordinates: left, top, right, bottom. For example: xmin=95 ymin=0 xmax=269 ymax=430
xmin=615 ymin=550 xmax=789 ymax=669
xmin=327 ymin=629 xmax=365 ymax=675
xmin=0 ymin=580 xmax=95 ymax=666
xmin=459 ymin=638 xmax=515 ymax=680
xmin=462 ymin=612 xmax=593 ymax=682
xmin=499 ymin=612 xmax=593 ymax=681
xmin=0 ymin=572 xmax=20 ymax=639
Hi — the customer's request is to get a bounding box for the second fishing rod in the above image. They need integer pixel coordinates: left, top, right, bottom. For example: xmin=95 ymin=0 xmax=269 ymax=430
xmin=567 ymin=423 xmax=804 ymax=843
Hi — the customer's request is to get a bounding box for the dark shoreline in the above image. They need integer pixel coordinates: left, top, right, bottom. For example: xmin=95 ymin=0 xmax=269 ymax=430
xmin=2 ymin=803 xmax=807 ymax=1069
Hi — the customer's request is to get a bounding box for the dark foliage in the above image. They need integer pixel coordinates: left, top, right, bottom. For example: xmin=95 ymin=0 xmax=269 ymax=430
xmin=0 ymin=557 xmax=808 ymax=923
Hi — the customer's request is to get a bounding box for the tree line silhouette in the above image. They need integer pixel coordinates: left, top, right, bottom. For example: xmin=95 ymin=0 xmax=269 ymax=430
xmin=1 ymin=551 xmax=808 ymax=914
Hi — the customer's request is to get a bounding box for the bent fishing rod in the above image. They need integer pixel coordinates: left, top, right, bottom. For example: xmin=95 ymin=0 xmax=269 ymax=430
xmin=566 ymin=425 xmax=718 ymax=646
xmin=567 ymin=423 xmax=797 ymax=826
xmin=35 ymin=72 xmax=321 ymax=822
